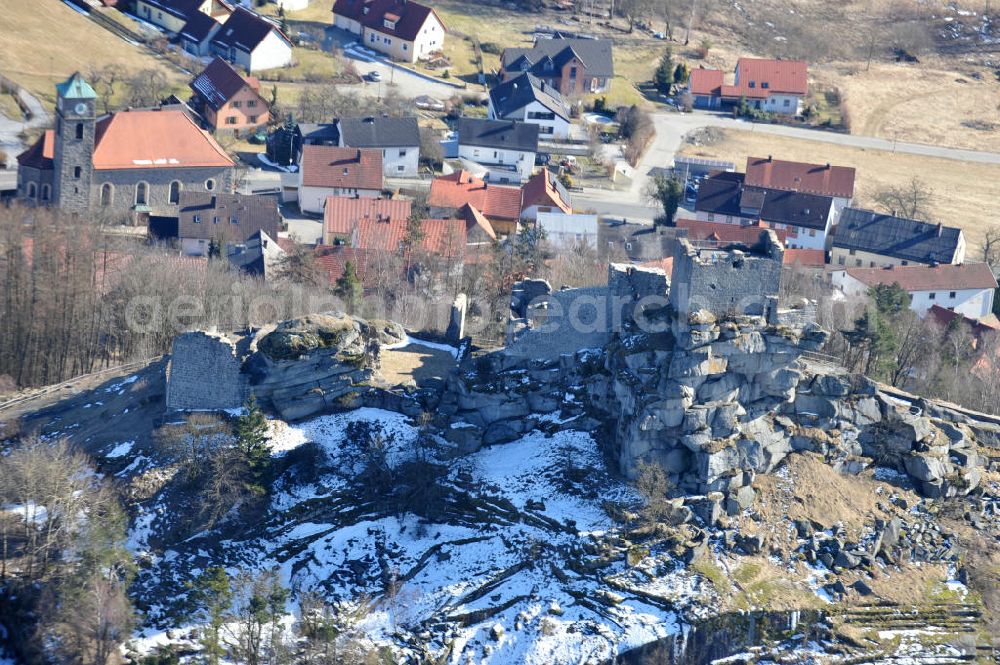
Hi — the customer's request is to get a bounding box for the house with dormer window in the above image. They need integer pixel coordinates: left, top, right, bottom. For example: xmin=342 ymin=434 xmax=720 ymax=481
xmin=688 ymin=58 xmax=808 ymax=115
xmin=332 ymin=0 xmax=447 ymax=63
xmin=500 ymin=37 xmax=613 ymax=96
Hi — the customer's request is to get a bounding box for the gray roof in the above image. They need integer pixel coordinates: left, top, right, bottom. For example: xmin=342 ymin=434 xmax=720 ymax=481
xmin=489 ymin=73 xmax=569 ymax=121
xmin=502 ymin=37 xmax=614 ymax=79
xmin=458 ymin=117 xmax=539 ymax=152
xmin=338 ymin=116 xmax=420 ymax=148
xmin=178 ymin=191 xmax=282 ymax=243
xmin=832 ymin=208 xmax=964 ymax=264
xmin=299 ymin=123 xmax=340 ymax=144
xmin=695 ymin=172 xmax=833 ymax=231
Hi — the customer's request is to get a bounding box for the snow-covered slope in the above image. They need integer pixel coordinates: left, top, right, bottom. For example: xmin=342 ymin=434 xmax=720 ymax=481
xmin=127 ymin=409 xmax=711 ymax=663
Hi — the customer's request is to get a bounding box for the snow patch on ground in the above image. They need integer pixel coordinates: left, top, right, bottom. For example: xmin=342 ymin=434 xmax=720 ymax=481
xmin=382 ymin=335 xmax=461 ymax=359
xmin=105 ymin=441 xmax=134 ymax=458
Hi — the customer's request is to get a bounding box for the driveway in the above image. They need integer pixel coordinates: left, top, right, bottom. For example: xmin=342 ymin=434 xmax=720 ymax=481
xmin=325 ymin=25 xmax=470 ymax=102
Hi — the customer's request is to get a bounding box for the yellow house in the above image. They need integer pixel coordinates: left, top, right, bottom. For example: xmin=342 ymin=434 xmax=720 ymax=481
xmin=134 ymin=0 xmax=231 ymax=35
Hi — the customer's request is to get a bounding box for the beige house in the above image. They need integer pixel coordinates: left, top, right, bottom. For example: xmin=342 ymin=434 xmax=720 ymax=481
xmin=830 ymin=208 xmax=966 ymax=269
xmin=135 ymin=0 xmax=231 ymax=35
xmin=332 ymin=0 xmax=446 ymax=63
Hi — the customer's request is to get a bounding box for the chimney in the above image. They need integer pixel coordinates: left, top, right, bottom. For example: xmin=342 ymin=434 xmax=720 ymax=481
xmin=825 ymin=162 xmax=831 ymax=169
xmin=767 ymin=155 xmax=772 ymax=162
xmin=891 ymin=209 xmax=897 ymax=217
xmin=936 ymin=222 xmax=943 ymax=237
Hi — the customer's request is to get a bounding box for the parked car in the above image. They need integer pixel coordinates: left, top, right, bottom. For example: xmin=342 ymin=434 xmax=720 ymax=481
xmin=535 ymin=152 xmax=551 ymax=166
xmin=653 ymin=32 xmax=665 ymax=39
xmin=366 ymin=71 xmax=382 ymax=82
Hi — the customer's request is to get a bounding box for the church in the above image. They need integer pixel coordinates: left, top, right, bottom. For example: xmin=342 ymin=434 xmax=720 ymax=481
xmin=16 ymin=72 xmax=236 ymax=224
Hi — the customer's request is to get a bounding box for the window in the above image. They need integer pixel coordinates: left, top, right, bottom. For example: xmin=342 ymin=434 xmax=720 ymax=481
xmin=398 ymin=149 xmax=407 ymax=157
xmin=193 ymin=214 xmax=202 ymax=223
xmin=231 ymin=216 xmax=239 ymax=225
xmin=247 ymin=100 xmax=257 ymax=108
xmin=397 ymin=165 xmax=404 ymax=172
xmin=135 ymin=181 xmax=148 ymax=205
xmin=809 ymin=229 xmax=816 ymax=237
xmin=849 ymin=248 xmax=856 ymax=256
xmin=748 ymin=80 xmax=756 ymax=88
xmin=384 ymin=18 xmax=396 ymax=28
xmin=901 ymin=260 xmax=908 ymax=266
xmin=212 ymin=216 xmax=219 ymax=224
xmin=370 ymin=33 xmax=376 ymax=42
xmin=205 ymin=179 xmax=215 ymax=191
xmin=762 ymin=82 xmax=770 ymax=89
xmin=226 ymin=116 xmax=238 ymax=125
xmin=232 ymin=101 xmax=242 ymax=109
xmin=403 ymin=44 xmax=408 ymax=51
xmin=75 ymin=123 xmax=83 ymax=139
xmin=569 ymin=66 xmax=577 ymax=78
xmin=783 ymin=99 xmax=790 ymax=107
xmin=869 ymin=261 xmax=875 ymax=267
xmin=855 ymin=259 xmax=862 ymax=267
xmin=169 ymin=181 xmax=182 ymax=204
xmin=27 ymin=182 xmax=36 ymax=199
xmin=837 ymin=255 xmax=845 ymax=266
xmin=40 ymin=184 xmax=50 ymax=202
xmin=707 ymin=214 xmax=715 ymax=221
xmin=100 ymin=183 xmax=113 ymax=206
xmin=249 ymin=115 xmax=258 ymax=123
xmin=950 ymin=291 xmax=957 ymax=299
xmin=929 ymin=292 xmax=936 ymax=300
xmin=539 ymin=126 xmax=554 ymax=135
xmin=73 ymin=166 xmax=82 ymax=179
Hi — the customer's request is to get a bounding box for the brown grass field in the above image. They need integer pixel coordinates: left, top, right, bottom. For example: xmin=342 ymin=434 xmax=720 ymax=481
xmin=0 ymin=0 xmax=184 ymax=107
xmin=681 ymin=128 xmax=1000 ymax=251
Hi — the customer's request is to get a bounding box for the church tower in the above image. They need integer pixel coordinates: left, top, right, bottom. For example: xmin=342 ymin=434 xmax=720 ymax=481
xmin=52 ymin=72 xmax=97 ymax=214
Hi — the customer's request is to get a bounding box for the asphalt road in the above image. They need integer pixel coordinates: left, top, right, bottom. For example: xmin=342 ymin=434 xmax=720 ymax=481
xmin=572 ymin=109 xmax=1000 ymax=222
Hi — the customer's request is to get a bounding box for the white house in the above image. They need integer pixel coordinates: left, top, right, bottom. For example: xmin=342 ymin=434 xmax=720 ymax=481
xmin=211 ymin=7 xmax=294 ymax=72
xmin=687 ymin=58 xmax=808 ymax=115
xmin=830 ymin=263 xmax=998 ymax=320
xmin=537 ymin=212 xmax=599 ymax=248
xmin=337 ymin=116 xmax=420 ymax=178
xmin=298 ymin=145 xmax=384 ymax=215
xmin=332 ymin=0 xmax=446 ymax=63
xmin=487 ymin=73 xmax=571 ymax=139
xmin=458 ymin=117 xmax=538 ymax=184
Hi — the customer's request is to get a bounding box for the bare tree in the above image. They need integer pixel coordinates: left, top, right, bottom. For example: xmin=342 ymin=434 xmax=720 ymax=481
xmin=873 ymin=177 xmax=933 ymax=220
xmin=981 ymin=228 xmax=1000 ymax=273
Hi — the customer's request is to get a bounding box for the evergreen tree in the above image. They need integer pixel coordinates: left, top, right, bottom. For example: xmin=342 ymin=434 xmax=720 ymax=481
xmin=235 ymin=396 xmax=271 ymax=494
xmin=654 ymin=48 xmax=674 ymax=95
xmin=673 ymin=62 xmax=689 ymax=86
xmin=207 ymin=237 xmax=222 ymax=260
xmin=647 ymin=173 xmax=684 ymax=226
xmin=334 ymin=261 xmax=363 ymax=313
xmin=188 ymin=567 xmax=233 ymax=665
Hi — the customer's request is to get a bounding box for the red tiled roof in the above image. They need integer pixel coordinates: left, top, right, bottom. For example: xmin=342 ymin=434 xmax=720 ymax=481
xmin=92 ymin=108 xmax=234 ymax=170
xmin=640 ymin=257 xmax=674 ymax=275
xmin=842 ymin=263 xmax=998 ymax=292
xmin=688 ymin=68 xmax=725 ymax=96
xmin=314 ymin=245 xmax=386 ymax=289
xmin=16 ymin=130 xmax=55 ymax=170
xmin=332 ymin=0 xmax=445 ymax=42
xmin=354 ymin=217 xmax=467 ymax=257
xmin=734 ymin=58 xmax=807 ymax=96
xmin=460 ymin=203 xmax=497 ymax=242
xmin=783 ymin=248 xmax=826 ymax=268
xmin=324 ymin=196 xmax=412 ymax=238
xmin=690 ymin=58 xmax=807 ymax=99
xmin=676 ymin=219 xmax=789 ymax=245
xmin=428 ymin=170 xmax=522 ymax=221
xmin=521 ymin=170 xmax=571 ymax=214
xmin=928 ymin=304 xmax=1000 ymax=338
xmin=745 ymin=156 xmax=855 ymax=199
xmin=301 ymin=145 xmax=383 ymax=190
